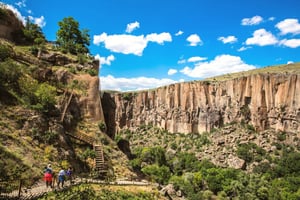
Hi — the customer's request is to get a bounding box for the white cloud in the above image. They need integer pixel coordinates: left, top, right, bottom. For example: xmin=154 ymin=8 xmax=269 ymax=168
xmin=94 ymin=33 xmax=147 ymax=56
xmin=180 ymin=54 xmax=256 ymax=78
xmin=237 ymin=46 xmax=252 ymax=52
xmin=30 ymin=15 xmax=46 ymax=27
xmin=187 ymin=34 xmax=203 ymax=46
xmin=187 ymin=56 xmax=207 ymax=62
xmin=93 ymin=32 xmax=172 ymax=56
xmin=276 ymin=19 xmax=300 ymax=35
xmin=168 ymin=69 xmax=178 ymax=75
xmin=287 ymin=61 xmax=294 ymax=64
xmin=280 ymin=39 xmax=300 ymax=48
xmin=94 ymin=54 xmax=115 ymax=68
xmin=177 ymin=59 xmax=186 ymax=64
xmin=126 ymin=21 xmax=140 ymax=33
xmin=245 ymin=29 xmax=278 ymax=46
xmin=146 ymin=32 xmax=172 ymax=44
xmin=218 ymin=35 xmax=237 ymax=44
xmin=15 ymin=0 xmax=26 ymax=8
xmin=2 ymin=4 xmax=26 ymax=25
xmin=175 ymin=30 xmax=184 ymax=36
xmin=100 ymin=75 xmax=177 ymax=91
xmin=241 ymin=15 xmax=263 ymax=26
xmin=268 ymin=17 xmax=275 ymax=21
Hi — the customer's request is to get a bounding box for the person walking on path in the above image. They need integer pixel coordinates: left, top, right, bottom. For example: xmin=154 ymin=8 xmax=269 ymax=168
xmin=57 ymin=168 xmax=66 ymax=188
xmin=66 ymin=167 xmax=73 ymax=184
xmin=43 ymin=164 xmax=53 ymax=188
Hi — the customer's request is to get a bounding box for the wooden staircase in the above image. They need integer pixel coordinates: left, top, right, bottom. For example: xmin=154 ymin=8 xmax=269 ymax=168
xmin=94 ymin=144 xmax=107 ymax=173
xmin=65 ymin=131 xmax=107 ymax=175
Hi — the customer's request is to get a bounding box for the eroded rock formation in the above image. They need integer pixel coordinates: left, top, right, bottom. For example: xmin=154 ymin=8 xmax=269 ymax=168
xmin=104 ymin=71 xmax=300 ymax=135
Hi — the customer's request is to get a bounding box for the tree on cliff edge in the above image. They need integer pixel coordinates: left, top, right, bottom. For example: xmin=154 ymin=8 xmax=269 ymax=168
xmin=56 ymin=17 xmax=90 ymax=55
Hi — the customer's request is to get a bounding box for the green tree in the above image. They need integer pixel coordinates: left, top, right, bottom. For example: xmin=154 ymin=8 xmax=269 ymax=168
xmin=141 ymin=164 xmax=170 ymax=184
xmin=56 ymin=17 xmax=90 ymax=54
xmin=23 ymin=18 xmax=46 ymax=45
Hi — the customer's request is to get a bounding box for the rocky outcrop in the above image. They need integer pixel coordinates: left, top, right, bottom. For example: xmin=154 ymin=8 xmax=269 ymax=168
xmin=76 ymin=73 xmax=104 ymax=122
xmin=105 ymin=70 xmax=300 ymax=135
xmin=0 ymin=6 xmax=24 ymax=43
xmin=54 ymin=69 xmax=104 ymax=123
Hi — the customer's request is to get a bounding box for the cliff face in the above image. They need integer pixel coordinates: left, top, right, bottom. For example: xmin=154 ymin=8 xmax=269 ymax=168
xmin=53 ymin=59 xmax=104 ymax=123
xmin=106 ymin=72 xmax=300 ymax=134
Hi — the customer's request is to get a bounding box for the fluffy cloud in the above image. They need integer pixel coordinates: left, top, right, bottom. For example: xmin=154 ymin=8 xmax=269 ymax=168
xmin=245 ymin=29 xmax=278 ymax=46
xmin=146 ymin=32 xmax=172 ymax=44
xmin=218 ymin=36 xmax=237 ymax=44
xmin=100 ymin=75 xmax=176 ymax=91
xmin=94 ymin=33 xmax=147 ymax=56
xmin=276 ymin=19 xmax=300 ymax=35
xmin=280 ymin=39 xmax=300 ymax=48
xmin=187 ymin=56 xmax=207 ymax=62
xmin=187 ymin=34 xmax=203 ymax=46
xmin=29 ymin=15 xmax=46 ymax=27
xmin=241 ymin=15 xmax=263 ymax=26
xmin=180 ymin=54 xmax=256 ymax=78
xmin=175 ymin=30 xmax=184 ymax=36
xmin=126 ymin=21 xmax=140 ymax=33
xmin=94 ymin=54 xmax=115 ymax=68
xmin=168 ymin=69 xmax=178 ymax=75
xmin=93 ymin=32 xmax=172 ymax=56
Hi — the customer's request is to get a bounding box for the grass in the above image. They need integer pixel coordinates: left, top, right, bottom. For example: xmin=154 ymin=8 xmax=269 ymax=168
xmin=204 ymin=62 xmax=300 ymax=82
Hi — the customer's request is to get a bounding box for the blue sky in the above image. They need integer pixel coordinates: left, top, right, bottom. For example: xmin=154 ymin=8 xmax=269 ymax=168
xmin=2 ymin=0 xmax=300 ymax=91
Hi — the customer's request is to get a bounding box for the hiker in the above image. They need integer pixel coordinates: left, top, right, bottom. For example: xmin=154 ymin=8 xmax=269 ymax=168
xmin=43 ymin=164 xmax=53 ymax=188
xmin=57 ymin=168 xmax=66 ymax=188
xmin=66 ymin=167 xmax=73 ymax=184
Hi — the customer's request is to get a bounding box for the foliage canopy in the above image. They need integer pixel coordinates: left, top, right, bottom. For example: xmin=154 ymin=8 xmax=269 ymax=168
xmin=56 ymin=17 xmax=90 ymax=55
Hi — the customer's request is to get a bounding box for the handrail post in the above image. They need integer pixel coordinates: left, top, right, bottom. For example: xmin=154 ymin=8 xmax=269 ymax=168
xmin=18 ymin=179 xmax=22 ymax=198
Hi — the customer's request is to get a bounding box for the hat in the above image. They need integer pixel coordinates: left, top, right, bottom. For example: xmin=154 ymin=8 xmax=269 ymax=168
xmin=47 ymin=164 xmax=51 ymax=168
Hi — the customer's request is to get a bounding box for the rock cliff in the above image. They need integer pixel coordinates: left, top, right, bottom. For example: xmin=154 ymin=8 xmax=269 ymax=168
xmin=103 ymin=64 xmax=300 ymax=135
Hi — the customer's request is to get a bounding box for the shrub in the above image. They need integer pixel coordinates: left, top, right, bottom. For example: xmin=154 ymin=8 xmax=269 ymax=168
xmin=141 ymin=164 xmax=170 ymax=184
xmin=98 ymin=121 xmax=106 ymax=132
xmin=277 ymin=131 xmax=286 ymax=141
xmin=87 ymin=68 xmax=97 ymax=76
xmin=33 ymin=83 xmax=57 ymax=113
xmin=81 ymin=147 xmax=96 ymax=160
xmin=0 ymin=43 xmax=12 ymax=61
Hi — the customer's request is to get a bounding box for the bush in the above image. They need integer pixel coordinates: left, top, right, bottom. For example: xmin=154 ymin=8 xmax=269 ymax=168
xmin=87 ymin=68 xmax=97 ymax=76
xmin=141 ymin=164 xmax=170 ymax=184
xmin=0 ymin=59 xmax=22 ymax=89
xmin=33 ymin=83 xmax=57 ymax=113
xmin=0 ymin=43 xmax=12 ymax=61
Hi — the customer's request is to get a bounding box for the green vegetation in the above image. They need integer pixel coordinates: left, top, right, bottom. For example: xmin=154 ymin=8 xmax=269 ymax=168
xmin=120 ymin=125 xmax=300 ymax=199
xmin=23 ymin=18 xmax=46 ymax=46
xmin=128 ymin=144 xmax=300 ymax=199
xmin=205 ymin=62 xmax=300 ymax=82
xmin=56 ymin=17 xmax=90 ymax=55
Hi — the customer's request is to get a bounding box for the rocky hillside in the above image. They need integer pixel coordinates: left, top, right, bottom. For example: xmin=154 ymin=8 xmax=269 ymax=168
xmin=103 ymin=63 xmax=300 ymax=136
xmin=0 ymin=6 xmax=134 ymax=182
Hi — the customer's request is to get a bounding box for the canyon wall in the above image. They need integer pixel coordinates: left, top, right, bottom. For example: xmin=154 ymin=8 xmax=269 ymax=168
xmin=103 ymin=72 xmax=300 ymax=135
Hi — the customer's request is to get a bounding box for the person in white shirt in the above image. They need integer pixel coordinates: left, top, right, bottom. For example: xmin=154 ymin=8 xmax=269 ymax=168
xmin=57 ymin=168 xmax=66 ymax=188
